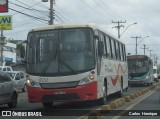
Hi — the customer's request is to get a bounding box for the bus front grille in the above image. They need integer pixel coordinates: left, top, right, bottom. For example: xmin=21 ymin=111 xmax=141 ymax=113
xmin=42 ymin=93 xmax=80 ymax=101
xmin=39 ymin=81 xmax=79 ymax=89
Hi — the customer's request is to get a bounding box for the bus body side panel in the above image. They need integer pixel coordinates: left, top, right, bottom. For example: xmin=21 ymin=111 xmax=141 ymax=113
xmin=97 ymin=59 xmax=128 ymax=99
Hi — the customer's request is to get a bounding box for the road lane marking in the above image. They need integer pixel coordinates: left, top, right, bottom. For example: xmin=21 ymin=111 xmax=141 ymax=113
xmin=111 ymin=89 xmax=157 ymax=119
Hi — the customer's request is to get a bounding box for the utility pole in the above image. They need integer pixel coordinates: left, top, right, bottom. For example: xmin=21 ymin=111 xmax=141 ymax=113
xmin=112 ymin=20 xmax=126 ymax=38
xmin=0 ymin=30 xmax=3 ymax=66
xmin=42 ymin=0 xmax=55 ymax=25
xmin=152 ymin=54 xmax=158 ymax=66
xmin=0 ymin=30 xmax=6 ymax=66
xmin=131 ymin=36 xmax=141 ymax=54
xmin=148 ymin=49 xmax=154 ymax=58
xmin=49 ymin=0 xmax=55 ymax=25
xmin=141 ymin=45 xmax=149 ymax=55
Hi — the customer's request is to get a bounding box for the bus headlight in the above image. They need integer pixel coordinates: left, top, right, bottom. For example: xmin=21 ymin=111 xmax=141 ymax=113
xmin=89 ymin=74 xmax=94 ymax=80
xmin=78 ymin=77 xmax=90 ymax=85
xmin=146 ymin=76 xmax=149 ymax=79
xmin=154 ymin=75 xmax=157 ymax=78
xmin=78 ymin=73 xmax=95 ymax=85
xmin=26 ymin=79 xmax=41 ymax=87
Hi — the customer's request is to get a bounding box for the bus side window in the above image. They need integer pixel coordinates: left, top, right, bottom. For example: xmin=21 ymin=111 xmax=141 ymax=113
xmin=123 ymin=45 xmax=127 ymax=61
xmin=105 ymin=35 xmax=111 ymax=58
xmin=109 ymin=37 xmax=113 ymax=59
xmin=118 ymin=42 xmax=121 ymax=61
xmin=111 ymin=38 xmax=116 ymax=60
xmin=119 ymin=43 xmax=123 ymax=61
xmin=122 ymin=45 xmax=126 ymax=61
xmin=121 ymin=44 xmax=124 ymax=61
xmin=99 ymin=32 xmax=106 ymax=57
xmin=115 ymin=41 xmax=120 ymax=60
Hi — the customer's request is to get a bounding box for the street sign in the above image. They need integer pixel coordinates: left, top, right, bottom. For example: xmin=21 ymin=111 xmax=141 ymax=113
xmin=0 ymin=0 xmax=8 ymax=13
xmin=0 ymin=15 xmax=12 ymax=30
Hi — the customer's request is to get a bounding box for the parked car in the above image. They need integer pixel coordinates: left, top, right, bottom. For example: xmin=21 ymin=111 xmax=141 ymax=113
xmin=0 ymin=66 xmax=13 ymax=72
xmin=7 ymin=71 xmax=26 ymax=92
xmin=0 ymin=71 xmax=18 ymax=108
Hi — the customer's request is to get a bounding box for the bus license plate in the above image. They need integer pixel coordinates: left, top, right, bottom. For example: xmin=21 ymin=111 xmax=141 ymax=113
xmin=54 ymin=91 xmax=66 ymax=95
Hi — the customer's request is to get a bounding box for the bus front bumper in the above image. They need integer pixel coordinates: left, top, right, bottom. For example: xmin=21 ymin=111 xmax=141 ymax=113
xmin=27 ymin=81 xmax=97 ymax=103
xmin=128 ymin=79 xmax=149 ymax=85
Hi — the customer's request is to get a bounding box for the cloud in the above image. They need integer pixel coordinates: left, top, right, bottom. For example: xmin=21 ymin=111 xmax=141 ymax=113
xmin=3 ymin=0 xmax=160 ymax=60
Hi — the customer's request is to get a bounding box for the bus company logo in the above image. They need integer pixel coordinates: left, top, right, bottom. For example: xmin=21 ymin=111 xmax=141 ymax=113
xmin=2 ymin=111 xmax=11 ymax=116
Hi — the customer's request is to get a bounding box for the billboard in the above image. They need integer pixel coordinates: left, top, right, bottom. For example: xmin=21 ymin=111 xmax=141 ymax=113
xmin=0 ymin=0 xmax=8 ymax=13
xmin=0 ymin=15 xmax=12 ymax=30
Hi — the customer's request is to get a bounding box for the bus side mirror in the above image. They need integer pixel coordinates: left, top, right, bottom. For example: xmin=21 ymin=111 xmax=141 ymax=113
xmin=98 ymin=41 xmax=104 ymax=56
xmin=20 ymin=40 xmax=27 ymax=63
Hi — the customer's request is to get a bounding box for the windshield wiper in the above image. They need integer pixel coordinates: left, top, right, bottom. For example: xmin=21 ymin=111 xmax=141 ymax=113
xmin=40 ymin=49 xmax=57 ymax=74
xmin=58 ymin=59 xmax=77 ymax=73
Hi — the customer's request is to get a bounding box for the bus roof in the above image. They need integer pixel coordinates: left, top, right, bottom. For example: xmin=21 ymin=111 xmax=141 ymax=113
xmin=127 ymin=54 xmax=149 ymax=59
xmin=127 ymin=54 xmax=148 ymax=57
xmin=28 ymin=23 xmax=124 ymax=44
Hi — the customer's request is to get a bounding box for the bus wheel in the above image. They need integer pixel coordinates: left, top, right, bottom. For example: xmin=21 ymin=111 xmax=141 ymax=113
xmin=42 ymin=102 xmax=53 ymax=108
xmin=99 ymin=85 xmax=107 ymax=105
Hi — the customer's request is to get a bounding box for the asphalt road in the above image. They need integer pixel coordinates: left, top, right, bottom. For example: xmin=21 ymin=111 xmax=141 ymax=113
xmin=102 ymin=85 xmax=160 ymax=119
xmin=0 ymin=83 xmax=157 ymax=119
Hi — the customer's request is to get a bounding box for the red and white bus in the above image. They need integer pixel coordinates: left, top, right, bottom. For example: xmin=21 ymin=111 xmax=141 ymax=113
xmin=26 ymin=23 xmax=128 ymax=108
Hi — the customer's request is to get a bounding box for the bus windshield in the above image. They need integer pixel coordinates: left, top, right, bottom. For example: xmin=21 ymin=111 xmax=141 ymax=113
xmin=127 ymin=58 xmax=148 ymax=74
xmin=26 ymin=28 xmax=95 ymax=76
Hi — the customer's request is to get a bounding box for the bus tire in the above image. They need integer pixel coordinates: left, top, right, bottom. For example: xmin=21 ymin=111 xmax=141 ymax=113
xmin=42 ymin=102 xmax=53 ymax=108
xmin=98 ymin=80 xmax=107 ymax=105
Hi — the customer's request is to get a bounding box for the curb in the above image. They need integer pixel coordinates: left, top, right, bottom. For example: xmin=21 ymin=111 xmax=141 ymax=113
xmin=85 ymin=82 xmax=160 ymax=119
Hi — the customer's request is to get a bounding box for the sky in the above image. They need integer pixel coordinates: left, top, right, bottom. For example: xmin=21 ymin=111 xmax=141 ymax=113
xmin=1 ymin=0 xmax=160 ymax=62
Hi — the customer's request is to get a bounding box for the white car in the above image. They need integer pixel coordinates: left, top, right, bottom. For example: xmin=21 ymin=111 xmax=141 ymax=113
xmin=0 ymin=71 xmax=18 ymax=108
xmin=0 ymin=66 xmax=13 ymax=72
xmin=7 ymin=71 xmax=26 ymax=92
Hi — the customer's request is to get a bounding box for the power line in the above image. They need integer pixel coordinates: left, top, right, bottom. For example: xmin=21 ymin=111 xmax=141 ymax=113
xmin=93 ymin=0 xmax=117 ymax=19
xmin=81 ymin=0 xmax=109 ymax=20
xmin=9 ymin=1 xmax=48 ymax=13
xmin=56 ymin=3 xmax=80 ymax=22
xmin=98 ymin=0 xmax=120 ymax=20
xmin=13 ymin=0 xmax=50 ymax=25
xmin=9 ymin=8 xmax=48 ymax=22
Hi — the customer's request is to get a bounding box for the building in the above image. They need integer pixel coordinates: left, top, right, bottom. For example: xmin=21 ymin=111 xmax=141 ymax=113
xmin=0 ymin=42 xmax=16 ymax=66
